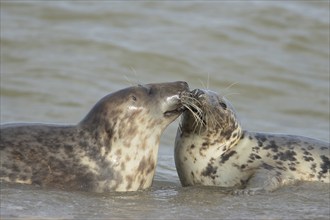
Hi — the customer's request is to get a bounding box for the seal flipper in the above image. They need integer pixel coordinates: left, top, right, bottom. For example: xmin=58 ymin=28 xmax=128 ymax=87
xmin=232 ymin=168 xmax=296 ymax=195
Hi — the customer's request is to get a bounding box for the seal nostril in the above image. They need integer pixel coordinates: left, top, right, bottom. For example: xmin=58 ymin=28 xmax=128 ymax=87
xmin=192 ymin=89 xmax=204 ymax=97
xmin=219 ymin=102 xmax=227 ymax=110
xmin=178 ymin=81 xmax=188 ymax=86
xmin=178 ymin=81 xmax=189 ymax=93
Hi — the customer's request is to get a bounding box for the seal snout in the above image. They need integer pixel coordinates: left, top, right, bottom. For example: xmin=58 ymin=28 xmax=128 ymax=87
xmin=162 ymin=81 xmax=190 ymax=118
xmin=180 ymin=88 xmax=206 ymax=113
xmin=191 ymin=89 xmax=205 ymax=98
xmin=178 ymin=81 xmax=189 ymax=90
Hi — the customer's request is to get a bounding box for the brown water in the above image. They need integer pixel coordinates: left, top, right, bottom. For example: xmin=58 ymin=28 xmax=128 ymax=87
xmin=1 ymin=1 xmax=329 ymax=219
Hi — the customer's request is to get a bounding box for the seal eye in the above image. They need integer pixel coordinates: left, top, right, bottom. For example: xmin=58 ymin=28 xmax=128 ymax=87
xmin=131 ymin=95 xmax=137 ymax=101
xmin=219 ymin=102 xmax=227 ymax=110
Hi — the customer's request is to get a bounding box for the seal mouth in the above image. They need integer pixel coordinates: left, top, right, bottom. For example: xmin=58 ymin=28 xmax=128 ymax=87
xmin=163 ymin=91 xmax=188 ymax=118
xmin=164 ymin=105 xmax=186 ymax=117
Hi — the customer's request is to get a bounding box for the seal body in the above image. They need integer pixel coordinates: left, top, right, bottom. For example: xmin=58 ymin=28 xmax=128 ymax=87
xmin=175 ymin=89 xmax=329 ymax=195
xmin=1 ymin=81 xmax=189 ymax=192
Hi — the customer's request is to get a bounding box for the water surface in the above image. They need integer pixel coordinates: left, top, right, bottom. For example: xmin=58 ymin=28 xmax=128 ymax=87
xmin=1 ymin=1 xmax=329 ymax=219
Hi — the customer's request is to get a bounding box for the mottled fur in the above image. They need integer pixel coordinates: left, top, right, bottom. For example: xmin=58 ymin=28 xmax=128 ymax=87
xmin=1 ymin=81 xmax=189 ymax=192
xmin=175 ymin=89 xmax=329 ymax=195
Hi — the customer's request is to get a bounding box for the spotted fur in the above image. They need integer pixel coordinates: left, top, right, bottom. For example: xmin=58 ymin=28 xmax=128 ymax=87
xmin=0 ymin=81 xmax=189 ymax=192
xmin=175 ymin=89 xmax=329 ymax=195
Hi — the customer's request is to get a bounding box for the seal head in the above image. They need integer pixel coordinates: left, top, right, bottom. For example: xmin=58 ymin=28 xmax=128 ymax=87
xmin=178 ymin=89 xmax=242 ymax=155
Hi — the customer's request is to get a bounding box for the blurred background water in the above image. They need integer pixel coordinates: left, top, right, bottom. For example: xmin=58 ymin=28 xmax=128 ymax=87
xmin=1 ymin=1 xmax=329 ymax=219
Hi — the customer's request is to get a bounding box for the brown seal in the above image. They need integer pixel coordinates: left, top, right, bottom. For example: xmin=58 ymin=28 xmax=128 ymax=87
xmin=0 ymin=81 xmax=189 ymax=192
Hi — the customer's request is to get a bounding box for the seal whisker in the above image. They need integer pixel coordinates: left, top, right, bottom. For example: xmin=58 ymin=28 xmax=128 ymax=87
xmin=181 ymin=94 xmax=203 ymax=112
xmin=181 ymin=94 xmax=203 ymax=106
xmin=199 ymin=79 xmax=207 ymax=91
xmin=124 ymin=75 xmax=135 ymax=86
xmin=182 ymin=102 xmax=205 ymax=134
xmin=198 ymin=73 xmax=211 ymax=90
xmin=207 ymin=73 xmax=210 ymax=90
xmin=220 ymin=82 xmax=239 ymax=94
xmin=128 ymin=66 xmax=142 ymax=86
xmin=182 ymin=103 xmax=204 ymax=128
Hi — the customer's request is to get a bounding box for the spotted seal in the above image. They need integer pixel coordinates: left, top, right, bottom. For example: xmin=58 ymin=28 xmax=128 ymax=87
xmin=0 ymin=81 xmax=189 ymax=192
xmin=175 ymin=89 xmax=329 ymax=195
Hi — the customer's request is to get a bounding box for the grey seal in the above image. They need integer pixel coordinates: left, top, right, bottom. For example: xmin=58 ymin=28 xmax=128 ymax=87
xmin=175 ymin=89 xmax=329 ymax=195
xmin=0 ymin=81 xmax=189 ymax=192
